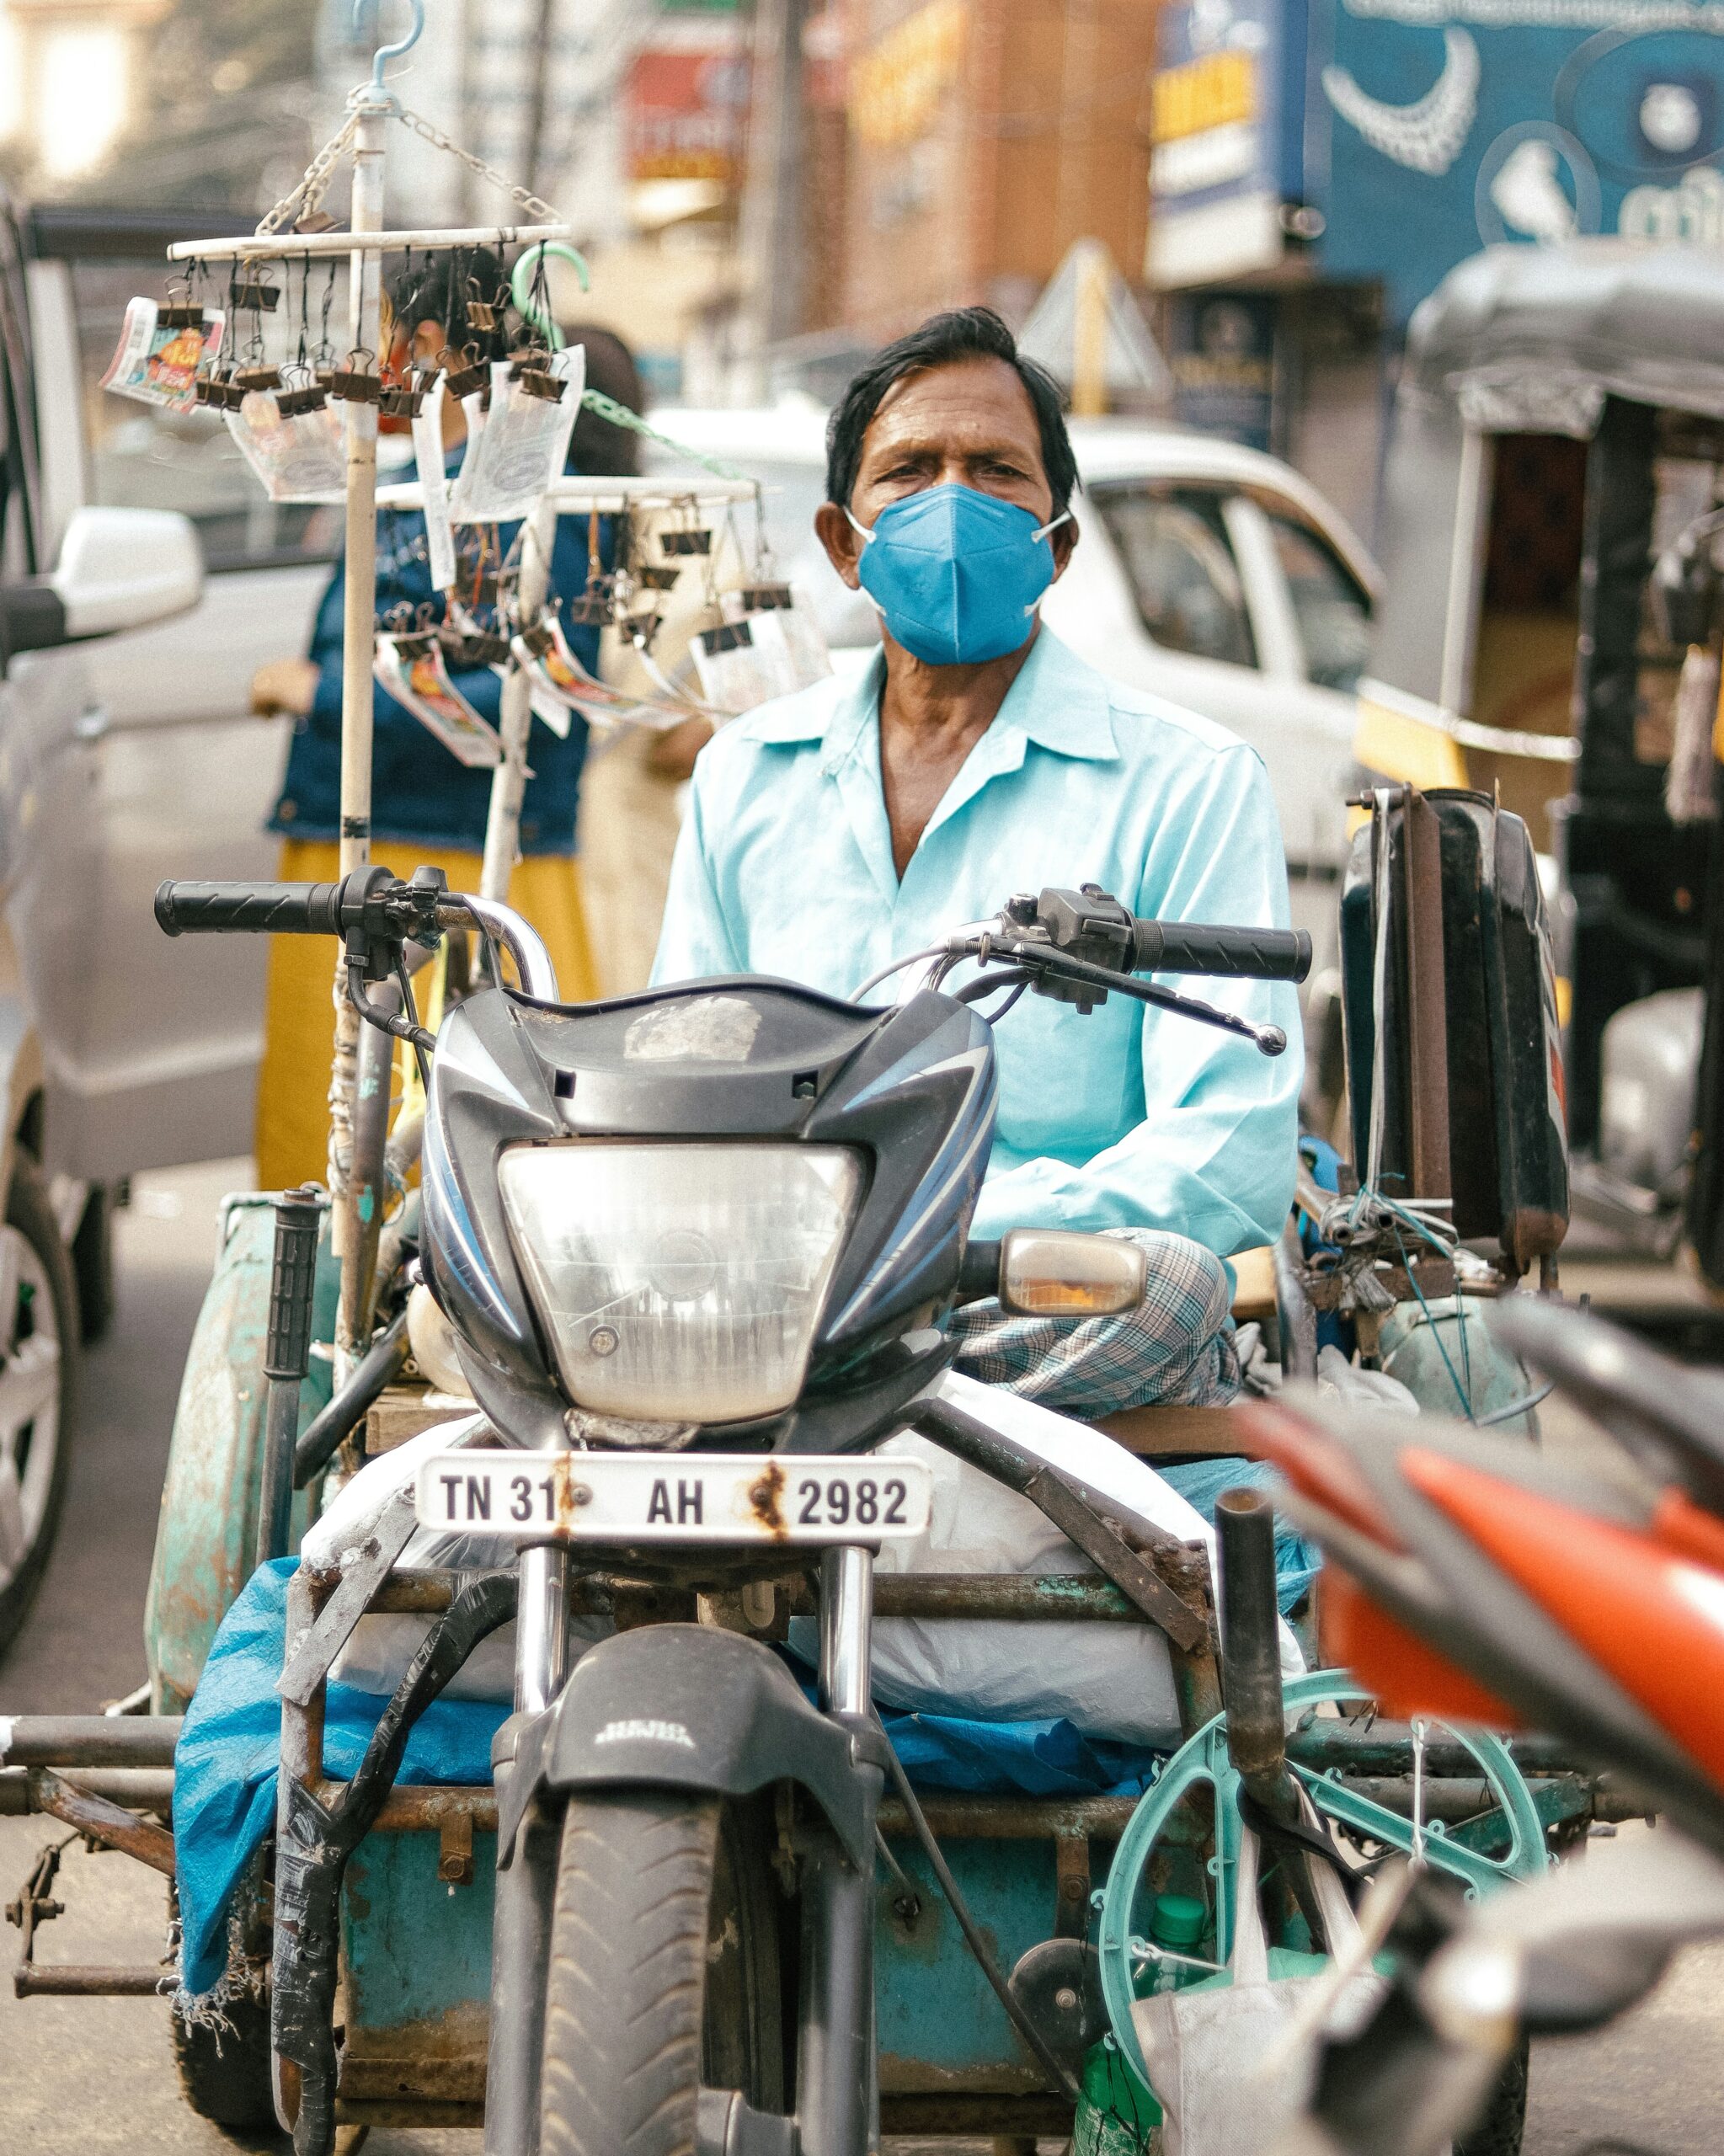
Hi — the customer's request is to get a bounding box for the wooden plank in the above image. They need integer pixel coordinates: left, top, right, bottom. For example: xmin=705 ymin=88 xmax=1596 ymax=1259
xmin=366 ymin=1387 xmax=473 ymax=1454
xmin=1094 ymin=1403 xmax=1257 ymax=1460
xmin=1229 ymin=1243 xmax=1278 ymax=1322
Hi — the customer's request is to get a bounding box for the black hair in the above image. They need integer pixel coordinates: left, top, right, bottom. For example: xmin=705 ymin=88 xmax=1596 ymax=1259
xmin=825 ymin=307 xmax=1076 ymax=516
xmin=387 ymin=246 xmax=511 ymax=364
xmin=563 ymin=324 xmax=644 ymax=477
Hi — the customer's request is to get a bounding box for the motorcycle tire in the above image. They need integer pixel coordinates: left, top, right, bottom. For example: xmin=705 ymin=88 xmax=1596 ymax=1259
xmin=0 ymin=1156 xmax=80 ymax=1651
xmin=540 ymin=1790 xmax=785 ymax=2156
xmin=1456 ymin=2034 xmax=1529 ymax=2156
xmin=170 ymin=1990 xmax=276 ymax=2129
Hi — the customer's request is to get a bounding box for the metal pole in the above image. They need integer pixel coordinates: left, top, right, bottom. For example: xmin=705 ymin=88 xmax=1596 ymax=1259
xmin=331 ymin=97 xmax=389 ymax=1377
xmin=515 ymin=1545 xmax=570 ymax=1715
xmin=479 ymin=496 xmax=558 ymax=905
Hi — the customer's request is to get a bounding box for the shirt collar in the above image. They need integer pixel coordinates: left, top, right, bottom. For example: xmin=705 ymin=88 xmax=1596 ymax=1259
xmin=757 ymin=629 xmax=1119 ymax=770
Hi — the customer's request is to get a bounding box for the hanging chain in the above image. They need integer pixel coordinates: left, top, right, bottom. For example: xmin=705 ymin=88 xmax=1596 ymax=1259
xmin=255 ymin=112 xmax=364 ymax=237
xmin=394 ymin=105 xmax=559 ymax=223
xmin=577 ymin=389 xmax=754 ymax=486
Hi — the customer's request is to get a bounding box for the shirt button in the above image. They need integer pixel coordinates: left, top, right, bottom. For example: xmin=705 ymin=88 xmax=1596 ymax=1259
xmin=278 ymin=799 xmax=297 ymax=821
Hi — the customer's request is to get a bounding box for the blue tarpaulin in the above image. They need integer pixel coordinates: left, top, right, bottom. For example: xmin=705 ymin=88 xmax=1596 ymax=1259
xmin=173 ymin=1460 xmax=1316 ymax=2000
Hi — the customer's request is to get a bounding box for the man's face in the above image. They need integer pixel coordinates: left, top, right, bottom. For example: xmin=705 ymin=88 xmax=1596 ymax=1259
xmin=815 ymin=355 xmax=1077 ymax=594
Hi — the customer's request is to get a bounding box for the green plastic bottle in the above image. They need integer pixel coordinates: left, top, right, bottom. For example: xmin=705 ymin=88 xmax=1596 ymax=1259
xmin=1147 ymin=1892 xmax=1208 ymax=1994
xmin=1070 ymin=2035 xmax=1162 ymax=2155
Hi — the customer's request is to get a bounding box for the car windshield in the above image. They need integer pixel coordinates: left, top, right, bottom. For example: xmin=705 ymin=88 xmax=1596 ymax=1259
xmin=1087 ymin=483 xmax=1257 ymax=668
xmin=641 ymin=445 xmax=879 ymax=650
xmin=1266 ymin=511 xmax=1372 ymax=691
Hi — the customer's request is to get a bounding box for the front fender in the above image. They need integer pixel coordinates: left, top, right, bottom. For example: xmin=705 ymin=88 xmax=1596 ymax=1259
xmin=499 ymin=1624 xmax=877 ymax=1867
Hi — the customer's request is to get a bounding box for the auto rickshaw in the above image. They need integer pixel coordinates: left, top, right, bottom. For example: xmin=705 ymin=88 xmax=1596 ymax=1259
xmin=1355 ymin=237 xmax=1724 ymax=1286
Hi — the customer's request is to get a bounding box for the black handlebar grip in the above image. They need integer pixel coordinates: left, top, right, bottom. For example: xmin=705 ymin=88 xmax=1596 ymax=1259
xmin=264 ymin=1186 xmax=324 ymax=1385
xmin=154 ymin=879 xmax=344 ymax=937
xmin=1130 ymin=919 xmax=1312 ymax=984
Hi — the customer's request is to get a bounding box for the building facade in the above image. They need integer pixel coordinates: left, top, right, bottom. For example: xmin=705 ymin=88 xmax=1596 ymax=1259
xmin=1149 ymin=1 xmax=1724 ymax=539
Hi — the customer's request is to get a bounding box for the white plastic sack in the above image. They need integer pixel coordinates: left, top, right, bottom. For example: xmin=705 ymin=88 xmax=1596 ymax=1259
xmin=305 ymin=1418 xmax=610 ymax=1704
xmin=793 ymin=1372 xmax=1302 ymax=1748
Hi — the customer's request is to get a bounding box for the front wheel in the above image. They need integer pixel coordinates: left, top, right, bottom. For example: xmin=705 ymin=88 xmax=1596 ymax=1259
xmin=540 ymin=1791 xmax=784 ymax=2156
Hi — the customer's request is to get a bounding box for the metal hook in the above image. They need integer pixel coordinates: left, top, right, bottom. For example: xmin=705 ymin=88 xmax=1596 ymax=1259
xmin=354 ymin=0 xmax=424 ymax=91
xmin=510 ymin=243 xmax=591 ymax=351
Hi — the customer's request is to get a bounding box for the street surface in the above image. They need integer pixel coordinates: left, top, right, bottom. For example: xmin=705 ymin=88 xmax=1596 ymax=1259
xmin=0 ymin=1161 xmax=1720 ymax=2151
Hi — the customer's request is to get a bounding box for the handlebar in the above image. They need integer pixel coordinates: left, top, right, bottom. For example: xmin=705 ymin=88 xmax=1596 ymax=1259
xmin=155 ymin=870 xmax=1302 ymax=1059
xmin=153 ymin=869 xmax=559 ymax=1001
xmin=155 ymin=880 xmax=349 ymax=938
xmin=1130 ymin=918 xmax=1310 ymax=984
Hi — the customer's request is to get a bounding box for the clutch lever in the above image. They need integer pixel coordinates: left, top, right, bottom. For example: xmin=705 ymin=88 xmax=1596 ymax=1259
xmin=996 ymin=937 xmax=1289 ymax=1056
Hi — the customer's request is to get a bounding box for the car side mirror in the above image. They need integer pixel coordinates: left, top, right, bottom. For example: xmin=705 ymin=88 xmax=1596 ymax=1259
xmin=0 ymin=505 xmax=203 ymax=666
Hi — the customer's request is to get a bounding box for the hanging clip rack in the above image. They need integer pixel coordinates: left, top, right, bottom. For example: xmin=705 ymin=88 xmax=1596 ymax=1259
xmin=161 ymin=0 xmax=584 ymax=1381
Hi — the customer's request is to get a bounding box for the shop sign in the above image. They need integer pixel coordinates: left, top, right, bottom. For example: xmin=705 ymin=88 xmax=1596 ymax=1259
xmin=1320 ymin=5 xmax=1724 ymax=318
xmin=1148 ymin=0 xmax=1300 ymax=288
xmin=849 ymin=0 xmax=969 ymax=151
xmin=625 ymin=29 xmax=750 ymax=184
xmin=1168 ymin=291 xmax=1278 ymax=451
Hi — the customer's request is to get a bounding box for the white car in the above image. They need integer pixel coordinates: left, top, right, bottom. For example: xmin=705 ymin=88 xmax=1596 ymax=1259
xmin=0 ymin=201 xmax=329 ymax=1636
xmin=643 ymin=403 xmax=1380 ymax=971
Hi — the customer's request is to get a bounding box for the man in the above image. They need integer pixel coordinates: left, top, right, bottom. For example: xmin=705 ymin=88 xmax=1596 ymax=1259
xmin=654 ymin=308 xmax=1300 ymax=1410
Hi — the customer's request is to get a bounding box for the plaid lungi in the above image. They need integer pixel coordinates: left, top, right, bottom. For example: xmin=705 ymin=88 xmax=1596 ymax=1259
xmin=946 ymin=1229 xmax=1239 ymax=1413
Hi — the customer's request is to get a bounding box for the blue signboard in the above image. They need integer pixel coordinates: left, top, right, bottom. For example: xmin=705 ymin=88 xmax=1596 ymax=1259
xmin=1316 ymin=5 xmax=1724 ymax=318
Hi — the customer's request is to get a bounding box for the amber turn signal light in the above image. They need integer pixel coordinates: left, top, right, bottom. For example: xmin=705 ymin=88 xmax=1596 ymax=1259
xmin=997 ymin=1229 xmax=1147 ymax=1318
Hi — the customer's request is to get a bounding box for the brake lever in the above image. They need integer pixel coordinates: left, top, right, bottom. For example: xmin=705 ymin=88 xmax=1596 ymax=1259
xmin=993 ymin=937 xmax=1288 ymax=1056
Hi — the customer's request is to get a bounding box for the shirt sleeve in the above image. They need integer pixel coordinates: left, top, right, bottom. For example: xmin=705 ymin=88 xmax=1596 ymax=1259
xmin=650 ymin=755 xmax=745 ymax=982
xmin=968 ymin=744 xmax=1301 ymax=1257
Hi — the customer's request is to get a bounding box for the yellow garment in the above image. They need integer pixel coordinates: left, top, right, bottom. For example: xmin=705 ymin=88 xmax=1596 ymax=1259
xmin=254 ymin=838 xmax=599 ymax=1193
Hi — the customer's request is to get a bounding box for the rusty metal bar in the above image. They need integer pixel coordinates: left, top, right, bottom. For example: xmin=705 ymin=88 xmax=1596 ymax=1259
xmin=14 ymin=1964 xmax=168 ymax=1997
xmin=878 ymin=1794 xmax=1162 ymax=1842
xmin=336 ymin=2101 xmax=486 ymax=2128
xmin=25 ymin=1769 xmax=176 ymax=1876
xmin=314 ymin=1781 xmax=500 ymax=1833
xmin=0 ymin=1767 xmax=174 ymax=1815
xmin=0 ymin=1716 xmax=181 ymax=1768
xmin=879 ymin=2094 xmax=1073 ymax=2134
xmin=1286 ymin=1721 xmax=1580 ymax=1779
xmin=377 ymin=1568 xmax=1163 ymax=1622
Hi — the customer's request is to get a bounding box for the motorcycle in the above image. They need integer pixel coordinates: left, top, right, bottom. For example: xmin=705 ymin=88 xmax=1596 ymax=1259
xmin=1234 ymin=1297 xmax=1724 ymax=2156
xmin=143 ymin=864 xmax=1308 ymax=2155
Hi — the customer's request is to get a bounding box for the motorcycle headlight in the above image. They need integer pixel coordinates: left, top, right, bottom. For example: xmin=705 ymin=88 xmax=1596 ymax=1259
xmin=497 ymin=1142 xmax=863 ymax=1423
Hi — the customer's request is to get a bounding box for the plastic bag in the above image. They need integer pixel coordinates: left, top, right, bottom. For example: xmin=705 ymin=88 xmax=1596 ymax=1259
xmin=691 ymin=617 xmax=786 ymax=717
xmin=449 ymin=347 xmax=584 ymax=524
xmin=410 ymin=373 xmax=456 ymax=590
xmin=721 ymin=584 xmax=833 ymax=692
xmin=1130 ymin=1828 xmax=1382 ymax=2156
xmin=226 ymin=387 xmax=346 ymax=503
xmin=373 ymin=633 xmax=502 ymax=767
xmin=514 ymin=614 xmax=701 ymax=733
xmin=101 ymin=296 xmax=224 ymax=413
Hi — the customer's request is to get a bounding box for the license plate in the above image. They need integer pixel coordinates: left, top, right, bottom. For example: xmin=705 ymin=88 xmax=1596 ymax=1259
xmin=414 ymin=1449 xmax=934 ymax=1545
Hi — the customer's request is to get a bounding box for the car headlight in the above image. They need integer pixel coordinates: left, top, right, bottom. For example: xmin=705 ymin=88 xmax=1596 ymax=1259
xmin=498 ymin=1142 xmax=862 ymax=1423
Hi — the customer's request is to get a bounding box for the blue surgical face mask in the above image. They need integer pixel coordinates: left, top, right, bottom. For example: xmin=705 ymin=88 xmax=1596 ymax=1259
xmin=846 ymin=482 xmax=1070 ymax=667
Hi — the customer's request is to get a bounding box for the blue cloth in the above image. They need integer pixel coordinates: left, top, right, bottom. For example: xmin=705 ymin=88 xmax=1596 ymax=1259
xmin=1162 ymin=1456 xmax=1321 ymax=1614
xmin=173 ymin=1462 xmax=1315 ymax=2001
xmin=652 ymin=630 xmax=1301 ymax=1257
xmin=270 ymin=454 xmax=599 ymax=856
xmin=174 ymin=1561 xmax=509 ymax=1998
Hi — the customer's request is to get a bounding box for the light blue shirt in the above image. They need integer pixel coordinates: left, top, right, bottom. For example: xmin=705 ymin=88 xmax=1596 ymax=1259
xmin=652 ymin=629 xmax=1300 ymax=1258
